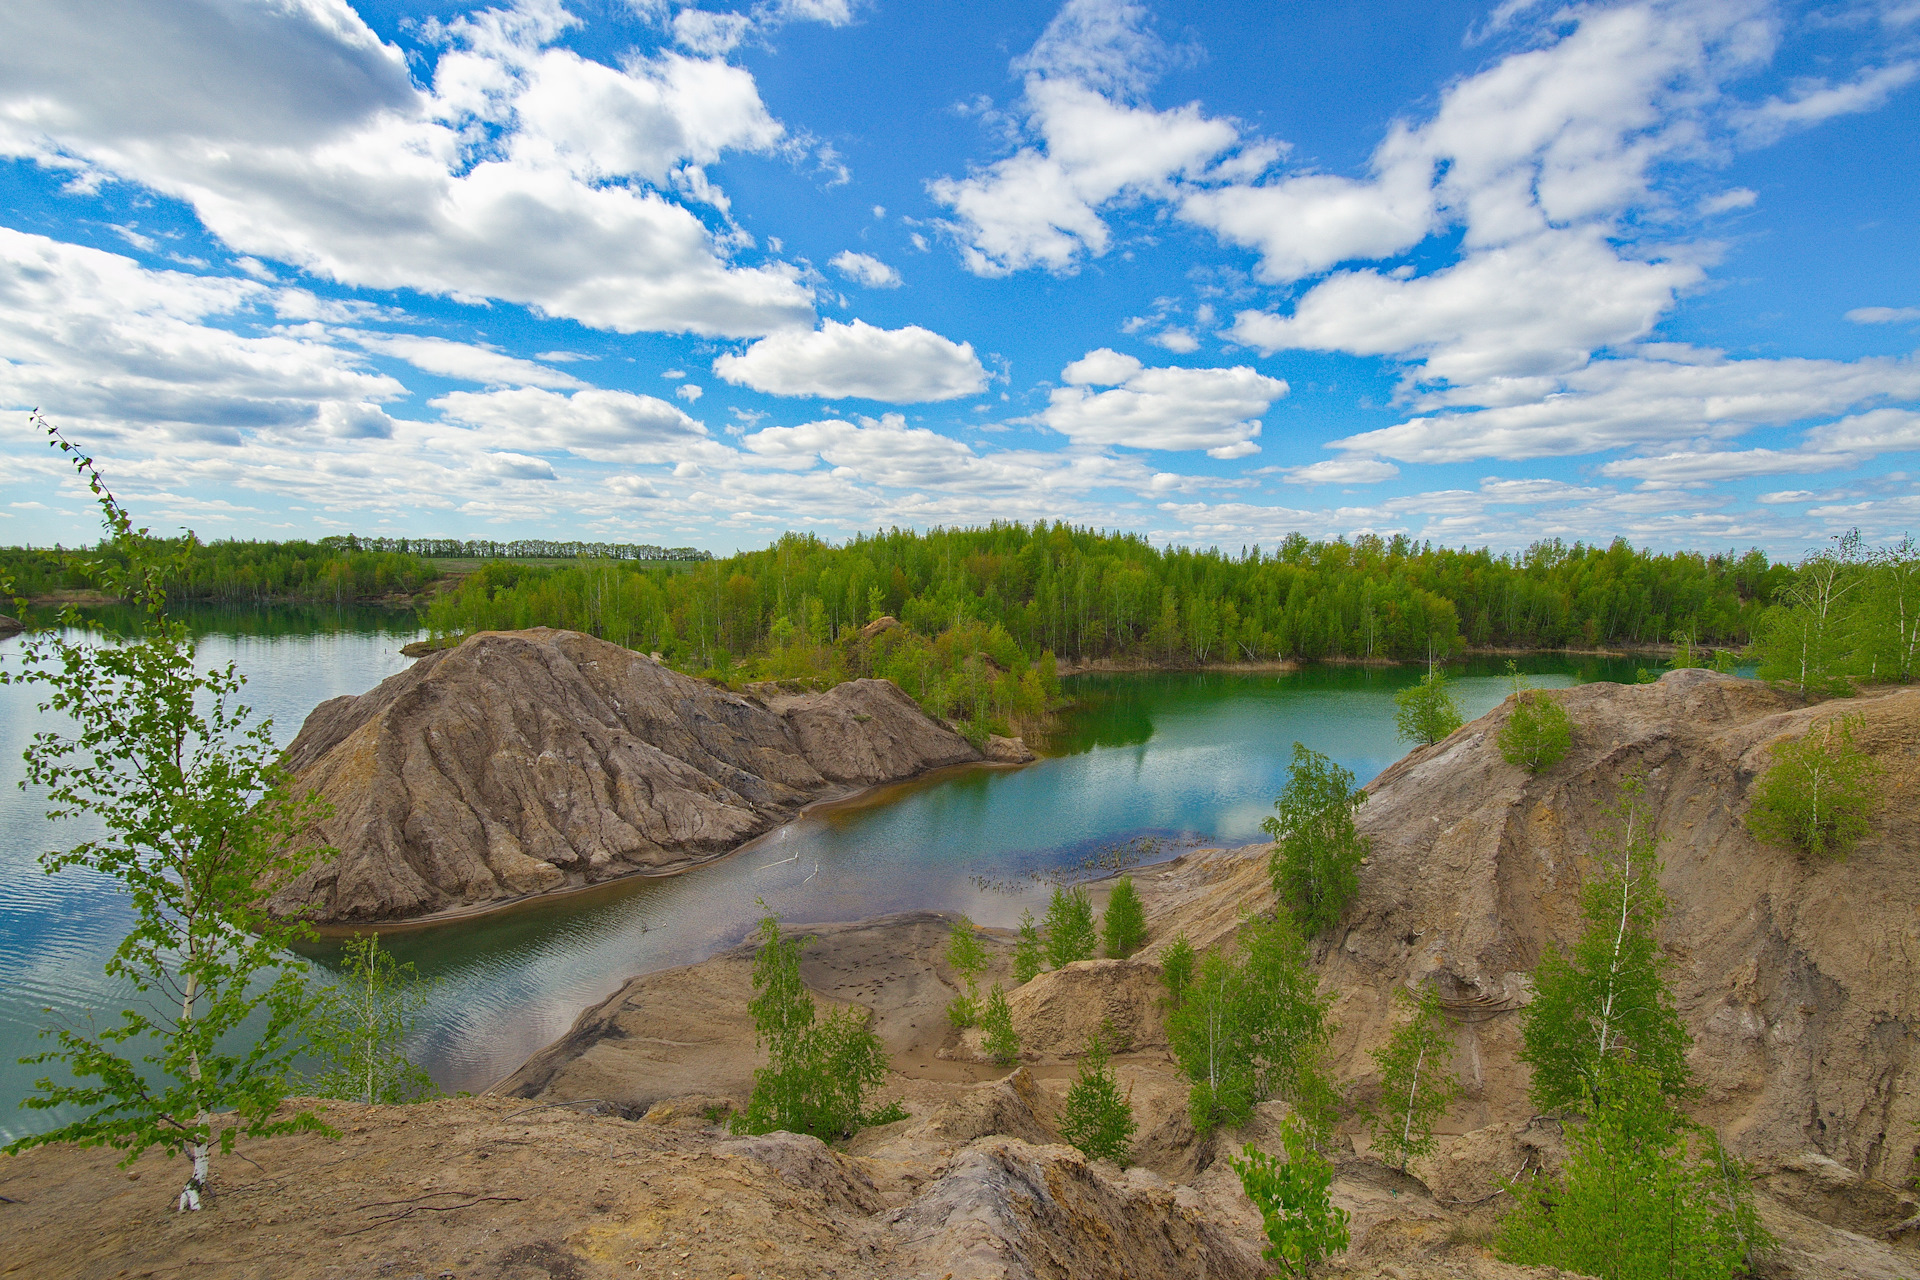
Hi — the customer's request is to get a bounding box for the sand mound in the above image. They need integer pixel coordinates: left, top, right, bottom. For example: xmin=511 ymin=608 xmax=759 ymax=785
xmin=269 ymin=629 xmax=980 ymax=922
xmin=1006 ymin=957 xmax=1169 ymax=1057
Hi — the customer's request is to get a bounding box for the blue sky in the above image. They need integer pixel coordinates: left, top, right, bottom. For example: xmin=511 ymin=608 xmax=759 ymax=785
xmin=1 ymin=0 xmax=1916 ymax=556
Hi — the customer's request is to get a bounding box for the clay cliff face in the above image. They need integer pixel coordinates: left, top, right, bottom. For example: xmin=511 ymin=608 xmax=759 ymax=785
xmin=269 ymin=628 xmax=983 ymax=923
xmin=1312 ymin=669 xmax=1920 ymax=1191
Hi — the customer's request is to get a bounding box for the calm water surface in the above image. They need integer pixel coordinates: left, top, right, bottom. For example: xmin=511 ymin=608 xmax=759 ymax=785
xmin=0 ymin=611 xmax=1636 ymax=1138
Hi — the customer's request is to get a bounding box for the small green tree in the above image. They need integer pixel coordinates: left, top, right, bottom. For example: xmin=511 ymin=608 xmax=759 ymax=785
xmin=1747 ymin=714 xmax=1882 ymax=859
xmin=1167 ymin=914 xmax=1333 ymax=1136
xmin=1365 ymin=986 xmax=1459 ymax=1171
xmin=1394 ymin=670 xmax=1464 ymax=747
xmin=1158 ymin=933 xmax=1195 ymax=1008
xmin=1101 ymin=876 xmax=1148 ymax=958
xmin=980 ymin=983 xmax=1020 ymax=1066
xmin=1519 ymin=775 xmax=1692 ymax=1112
xmin=945 ymin=915 xmax=990 ymax=1027
xmin=2 ymin=418 xmax=328 ymax=1211
xmin=1013 ymin=909 xmax=1043 ymax=984
xmin=1231 ymin=1114 xmax=1351 ymax=1278
xmin=1264 ymin=744 xmax=1370 ymax=936
xmin=303 ymin=934 xmax=439 ymax=1105
xmin=1498 ymin=1061 xmax=1767 ymax=1280
xmin=1497 ymin=663 xmax=1573 ymax=772
xmin=1043 ymin=884 xmax=1097 ymax=968
xmin=1754 ymin=531 xmax=1864 ymax=699
xmin=734 ymin=913 xmax=890 ymax=1140
xmin=1058 ymin=1032 xmax=1135 ymax=1164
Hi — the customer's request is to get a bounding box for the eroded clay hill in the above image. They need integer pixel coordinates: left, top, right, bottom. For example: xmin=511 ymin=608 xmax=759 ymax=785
xmin=1314 ymin=669 xmax=1920 ymax=1194
xmin=269 ymin=628 xmax=984 ymax=923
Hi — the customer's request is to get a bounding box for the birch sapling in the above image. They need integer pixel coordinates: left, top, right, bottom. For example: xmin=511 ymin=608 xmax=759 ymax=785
xmin=1 ymin=415 xmax=330 ymax=1210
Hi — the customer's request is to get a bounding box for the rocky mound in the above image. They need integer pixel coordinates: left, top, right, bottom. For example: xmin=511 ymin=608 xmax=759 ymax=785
xmin=269 ymin=629 xmax=984 ymax=923
xmin=1309 ymin=669 xmax=1920 ymax=1195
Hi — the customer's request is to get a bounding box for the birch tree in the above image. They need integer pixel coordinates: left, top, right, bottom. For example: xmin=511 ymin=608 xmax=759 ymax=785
xmin=303 ymin=934 xmax=439 ymax=1105
xmin=1518 ymin=774 xmax=1692 ymax=1112
xmin=1366 ymin=985 xmax=1460 ymax=1170
xmin=2 ymin=415 xmax=328 ymax=1209
xmin=1264 ymin=744 xmax=1370 ymax=936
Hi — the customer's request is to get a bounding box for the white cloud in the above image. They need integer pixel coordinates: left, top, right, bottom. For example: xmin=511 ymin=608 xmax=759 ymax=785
xmin=1147 ymin=328 xmax=1199 ymax=353
xmin=431 ymin=386 xmax=717 ymax=464
xmin=344 ymin=331 xmax=585 ymax=389
xmin=1847 ymin=306 xmax=1920 ymax=324
xmin=0 ymin=227 xmax=400 ymax=441
xmin=672 ymin=10 xmax=752 ymax=55
xmin=1698 ymin=187 xmax=1757 ymax=215
xmin=1179 ymin=160 xmax=1434 ymax=285
xmin=0 ymin=0 xmax=814 ymax=337
xmin=829 ymin=251 xmax=902 ymax=288
xmin=1039 ymin=349 xmax=1286 ymax=457
xmin=1282 ymin=457 xmax=1400 ymax=485
xmin=713 ymin=319 xmax=987 ymax=402
xmin=929 ymin=1 xmax=1240 ymax=275
xmin=1333 ymin=349 xmax=1920 ymax=463
xmin=676 ymin=383 xmax=704 ymax=403
xmin=1598 ymin=448 xmax=1862 ymax=484
xmin=1733 ymin=62 xmax=1919 ymax=143
xmin=1803 ymin=407 xmax=1920 ymax=453
xmin=1231 ymin=230 xmax=1703 ymax=385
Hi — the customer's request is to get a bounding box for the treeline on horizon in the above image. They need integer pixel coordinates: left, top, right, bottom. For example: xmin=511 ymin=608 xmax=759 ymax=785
xmin=0 ymin=533 xmax=710 ymax=606
xmin=418 ymin=524 xmax=1805 ymax=741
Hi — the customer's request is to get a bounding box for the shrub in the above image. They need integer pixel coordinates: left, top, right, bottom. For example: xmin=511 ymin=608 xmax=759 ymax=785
xmin=1101 ymin=876 xmax=1148 ymax=958
xmin=1264 ymin=744 xmax=1370 ymax=936
xmin=1365 ymin=986 xmax=1458 ymax=1171
xmin=1159 ymin=933 xmax=1195 ymax=1008
xmin=1058 ymin=1032 xmax=1135 ymax=1165
xmin=1043 ymin=884 xmax=1097 ymax=968
xmin=1231 ymin=1114 xmax=1351 ymax=1278
xmin=1747 ymin=714 xmax=1882 ymax=858
xmin=981 ymin=983 xmax=1020 ymax=1066
xmin=1394 ymin=670 xmax=1464 ymax=747
xmin=1498 ymin=1061 xmax=1768 ymax=1280
xmin=1013 ymin=909 xmax=1043 ymax=984
xmin=734 ymin=913 xmax=891 ymax=1140
xmin=1497 ymin=664 xmax=1572 ymax=772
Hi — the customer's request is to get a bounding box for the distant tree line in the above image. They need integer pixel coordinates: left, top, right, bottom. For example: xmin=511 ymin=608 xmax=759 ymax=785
xmin=0 ymin=537 xmax=440 ymax=604
xmin=424 ymin=522 xmax=1792 ymax=663
xmin=327 ymin=535 xmax=711 ymax=562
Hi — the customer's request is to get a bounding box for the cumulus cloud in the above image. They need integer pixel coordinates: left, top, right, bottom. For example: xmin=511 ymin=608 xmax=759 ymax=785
xmin=713 ymin=319 xmax=987 ymax=402
xmin=1847 ymin=305 xmax=1920 ymax=324
xmin=929 ymin=0 xmax=1240 ymax=275
xmin=1038 ymin=349 xmax=1286 ymax=457
xmin=829 ymin=251 xmax=902 ymax=288
xmin=1332 ymin=349 xmax=1920 ymax=463
xmin=0 ymin=0 xmax=814 ymax=337
xmin=0 ymin=227 xmax=400 ymax=441
xmin=431 ymin=386 xmax=719 ymax=464
xmin=1231 ymin=231 xmax=1704 ymax=385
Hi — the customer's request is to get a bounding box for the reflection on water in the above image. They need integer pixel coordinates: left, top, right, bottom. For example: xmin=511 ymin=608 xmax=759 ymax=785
xmin=0 ymin=620 xmax=1635 ymax=1136
xmin=323 ymin=655 xmax=1631 ymax=1098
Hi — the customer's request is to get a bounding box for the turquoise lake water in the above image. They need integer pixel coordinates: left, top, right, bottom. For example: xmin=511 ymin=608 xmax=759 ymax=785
xmin=0 ymin=612 xmax=1637 ymax=1137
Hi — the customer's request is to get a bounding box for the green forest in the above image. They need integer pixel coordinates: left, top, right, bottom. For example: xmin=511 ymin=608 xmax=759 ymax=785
xmin=9 ymin=522 xmax=1912 ymax=743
